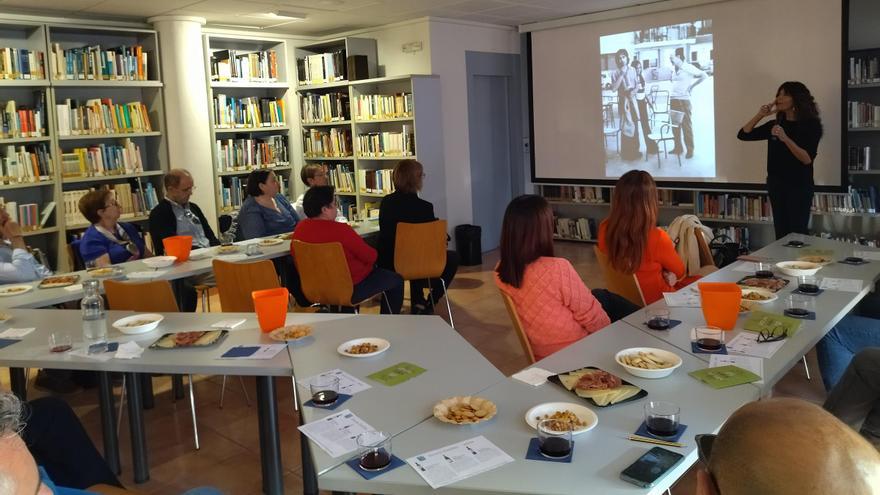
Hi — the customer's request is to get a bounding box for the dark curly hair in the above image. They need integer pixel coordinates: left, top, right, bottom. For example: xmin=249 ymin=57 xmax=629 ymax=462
xmin=777 ymin=81 xmax=821 ymax=122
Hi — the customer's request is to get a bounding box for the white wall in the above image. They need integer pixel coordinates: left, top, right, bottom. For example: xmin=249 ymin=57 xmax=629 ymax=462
xmin=346 ymin=19 xmax=432 ymax=77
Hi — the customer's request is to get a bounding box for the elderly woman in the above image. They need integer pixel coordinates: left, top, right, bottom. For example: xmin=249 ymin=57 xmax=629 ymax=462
xmin=78 ymin=189 xmax=151 ymax=266
xmin=238 ymin=169 xmax=299 ymax=239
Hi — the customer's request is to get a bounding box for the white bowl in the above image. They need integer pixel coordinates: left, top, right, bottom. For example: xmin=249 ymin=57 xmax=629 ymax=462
xmin=740 ymin=287 xmax=778 ymax=304
xmin=615 ymin=347 xmax=682 ymax=379
xmin=524 ymin=402 xmax=598 ymax=435
xmin=112 ymin=314 xmax=164 ymax=335
xmin=337 ymin=337 xmax=391 ymax=358
xmin=775 ymin=261 xmax=821 ymax=277
xmin=143 ymin=256 xmax=177 ymax=269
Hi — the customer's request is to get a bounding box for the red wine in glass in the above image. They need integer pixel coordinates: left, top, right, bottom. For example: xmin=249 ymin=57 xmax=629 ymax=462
xmin=785 ymin=308 xmax=809 ymax=318
xmin=312 ymin=390 xmax=339 ymax=406
xmin=755 ymin=270 xmax=774 ymax=279
xmin=798 ymin=283 xmax=820 ymax=294
xmin=647 ymin=417 xmax=679 ymax=437
xmin=50 ymin=344 xmax=72 ymax=353
xmin=359 ymin=449 xmax=392 ymax=471
xmin=647 ymin=317 xmax=670 ymax=330
xmin=696 ymin=338 xmax=722 ymax=351
xmin=539 ymin=437 xmax=572 ymax=458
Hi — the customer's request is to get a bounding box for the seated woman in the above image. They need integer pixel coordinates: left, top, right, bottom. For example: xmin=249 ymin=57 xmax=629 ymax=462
xmin=494 ymin=195 xmax=610 ymax=360
xmin=238 ymin=169 xmax=299 ymax=240
xmin=0 ymin=206 xmax=52 ymax=283
xmin=378 ymin=159 xmax=458 ymax=314
xmin=597 ymin=170 xmax=695 ymax=305
xmin=78 ymin=190 xmax=151 ymax=266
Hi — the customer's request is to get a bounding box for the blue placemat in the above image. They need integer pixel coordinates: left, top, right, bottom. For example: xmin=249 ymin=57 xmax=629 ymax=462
xmin=792 ymin=288 xmax=824 ymax=297
xmin=303 ymin=393 xmax=352 ymax=410
xmin=0 ymin=338 xmax=19 ymax=350
xmin=346 ymin=454 xmax=406 ymax=479
xmin=691 ymin=342 xmax=728 ymax=355
xmin=642 ymin=319 xmax=682 ymax=331
xmin=635 ymin=421 xmax=688 ymax=442
xmin=839 ymin=259 xmax=870 ymax=266
xmin=525 ymin=437 xmax=573 ymax=463
xmin=222 ymin=346 xmax=261 ymax=358
xmin=783 ymin=309 xmax=816 ymax=320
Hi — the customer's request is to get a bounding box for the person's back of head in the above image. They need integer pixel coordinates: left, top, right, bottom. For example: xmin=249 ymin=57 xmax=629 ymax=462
xmin=605 ymin=170 xmax=658 ymax=274
xmin=392 ymin=159 xmax=424 ymax=194
xmin=302 ymin=185 xmax=336 ymax=219
xmin=704 ymin=398 xmax=880 ymax=495
xmin=495 ymin=195 xmax=554 ymax=289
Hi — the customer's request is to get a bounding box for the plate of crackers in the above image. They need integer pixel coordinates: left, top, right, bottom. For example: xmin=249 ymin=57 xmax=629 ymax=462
xmin=269 ymin=324 xmax=313 ymax=342
xmin=258 ymin=237 xmax=285 ymax=247
xmin=0 ymin=284 xmax=33 ymax=296
xmin=548 ymin=367 xmax=646 ymax=407
xmin=433 ymin=396 xmax=497 ymax=425
xmin=337 ymin=337 xmax=390 ymax=358
xmin=525 ymin=402 xmax=598 ymax=435
xmin=38 ymin=275 xmax=79 ymax=289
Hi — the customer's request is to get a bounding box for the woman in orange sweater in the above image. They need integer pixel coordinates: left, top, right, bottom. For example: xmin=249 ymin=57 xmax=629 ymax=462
xmin=598 ymin=170 xmax=695 ymax=304
xmin=494 ymin=195 xmax=610 ymax=360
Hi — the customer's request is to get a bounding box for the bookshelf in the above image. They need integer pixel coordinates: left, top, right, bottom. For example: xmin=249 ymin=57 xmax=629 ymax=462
xmin=203 ymin=34 xmax=292 ymax=214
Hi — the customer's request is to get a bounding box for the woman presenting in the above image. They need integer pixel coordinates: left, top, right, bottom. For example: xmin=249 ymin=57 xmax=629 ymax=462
xmin=738 ymin=81 xmax=823 ymax=239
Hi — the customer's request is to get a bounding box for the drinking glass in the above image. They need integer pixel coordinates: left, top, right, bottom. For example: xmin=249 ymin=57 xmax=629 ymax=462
xmin=755 ymin=261 xmax=773 ymax=278
xmin=309 ymin=375 xmax=340 ymax=406
xmin=245 ymin=243 xmax=261 ymax=256
xmin=797 ymin=275 xmax=821 ymax=294
xmin=357 ymin=431 xmax=392 ymax=471
xmin=645 ymin=308 xmax=671 ymax=330
xmin=220 ymin=232 xmax=234 ymax=246
xmin=537 ymin=419 xmax=573 ymax=459
xmin=85 ymin=259 xmax=98 ymax=271
xmin=644 ymin=401 xmax=680 ymax=438
xmin=694 ymin=325 xmax=724 ymax=351
xmin=48 ymin=332 xmax=72 ymax=353
xmin=785 ymin=294 xmax=814 ymax=318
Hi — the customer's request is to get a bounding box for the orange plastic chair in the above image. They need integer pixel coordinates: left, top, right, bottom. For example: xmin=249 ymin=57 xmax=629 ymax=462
xmin=394 ymin=220 xmax=454 ymax=326
xmin=292 ymin=240 xmax=386 ymax=313
xmin=593 ymin=246 xmax=646 ymax=307
xmin=499 ymin=289 xmax=536 ymax=364
xmin=212 ymin=259 xmax=282 ymax=313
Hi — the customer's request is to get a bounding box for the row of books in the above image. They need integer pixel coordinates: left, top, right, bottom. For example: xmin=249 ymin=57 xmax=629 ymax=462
xmin=813 ymin=188 xmax=880 ymax=214
xmin=847 ymin=145 xmax=873 ymax=171
xmin=296 ymin=50 xmax=347 ymax=86
xmin=695 ymin=192 xmax=772 ymax=222
xmin=1 ymin=144 xmax=53 ymax=184
xmin=659 ymin=189 xmax=692 ymax=207
xmin=816 ymin=232 xmax=879 ymax=248
xmin=358 ymin=200 xmax=380 ymax=221
xmin=59 ymin=139 xmax=143 ymax=178
xmin=55 ymin=98 xmax=152 ymax=136
xmin=541 ymin=185 xmax=609 ymax=204
xmin=49 ymin=43 xmax=149 ymax=81
xmin=219 ymin=174 xmax=288 ymax=211
xmin=848 ymin=101 xmax=880 ymax=129
xmin=213 ymin=95 xmax=286 ymax=129
xmin=0 ymin=201 xmax=50 ymax=230
xmin=553 ymin=216 xmax=598 ymax=241
xmin=358 ymin=169 xmax=395 ymax=195
xmin=300 ymin=92 xmax=349 ymax=123
xmin=62 ymin=182 xmax=158 ymax=226
xmin=215 ymin=136 xmax=288 ymax=171
xmin=356 ymin=126 xmax=414 ymax=157
xmin=210 ymin=49 xmax=278 ymax=82
xmin=353 ymin=93 xmax=413 ymax=120
xmin=0 ymin=48 xmax=45 ymax=80
xmin=711 ymin=226 xmax=751 ymax=251
xmin=3 ymin=94 xmax=48 ymax=138
xmin=303 ymin=128 xmax=352 ymax=158
xmin=848 ymin=55 xmax=880 ymax=85
xmin=322 ymin=163 xmax=355 ymax=193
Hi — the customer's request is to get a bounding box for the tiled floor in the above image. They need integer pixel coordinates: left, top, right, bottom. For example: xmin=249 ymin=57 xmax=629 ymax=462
xmin=5 ymin=242 xmax=826 ymax=494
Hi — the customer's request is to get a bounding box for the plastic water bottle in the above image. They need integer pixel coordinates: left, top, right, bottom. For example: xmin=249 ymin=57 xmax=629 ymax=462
xmin=81 ymin=279 xmax=108 ymax=353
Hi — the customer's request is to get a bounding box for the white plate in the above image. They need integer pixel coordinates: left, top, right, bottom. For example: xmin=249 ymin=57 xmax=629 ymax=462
xmin=615 ymin=347 xmax=683 ymax=379
xmin=0 ymin=284 xmax=33 ymax=297
xmin=775 ymin=261 xmax=822 ymax=277
xmin=524 ymin=402 xmax=598 ymax=435
xmin=740 ymin=287 xmax=778 ymax=304
xmin=112 ymin=313 xmax=164 ymax=335
xmin=143 ymin=256 xmax=177 ymax=268
xmin=258 ymin=237 xmax=285 ymax=247
xmin=337 ymin=337 xmax=391 ymax=358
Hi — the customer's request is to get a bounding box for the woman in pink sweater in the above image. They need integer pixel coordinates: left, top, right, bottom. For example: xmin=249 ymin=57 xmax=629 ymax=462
xmin=494 ymin=195 xmax=611 ymax=360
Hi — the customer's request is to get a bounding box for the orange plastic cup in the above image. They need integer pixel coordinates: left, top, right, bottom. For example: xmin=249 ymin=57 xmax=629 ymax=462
xmin=162 ymin=235 xmax=193 ymax=262
xmin=698 ymin=282 xmax=742 ymax=330
xmin=252 ymin=287 xmax=289 ymax=332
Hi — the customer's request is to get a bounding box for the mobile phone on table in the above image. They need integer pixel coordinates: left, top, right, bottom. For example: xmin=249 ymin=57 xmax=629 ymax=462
xmin=620 ymin=447 xmax=685 ymax=488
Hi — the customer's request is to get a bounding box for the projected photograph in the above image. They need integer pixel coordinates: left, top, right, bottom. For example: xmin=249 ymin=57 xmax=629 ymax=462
xmin=600 ymin=20 xmax=715 ymax=178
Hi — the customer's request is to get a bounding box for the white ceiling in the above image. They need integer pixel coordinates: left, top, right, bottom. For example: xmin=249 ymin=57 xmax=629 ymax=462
xmin=0 ymin=0 xmax=647 ymax=36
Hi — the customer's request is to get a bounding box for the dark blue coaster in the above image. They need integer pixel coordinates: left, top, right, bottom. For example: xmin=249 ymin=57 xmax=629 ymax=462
xmin=346 ymin=454 xmax=406 ymax=480
xmin=783 ymin=242 xmax=809 ymax=248
xmin=642 ymin=319 xmax=682 ymax=331
xmin=783 ymin=309 xmax=816 ymax=320
xmin=691 ymin=342 xmax=728 ymax=355
xmin=222 ymin=345 xmax=260 ymax=358
xmin=303 ymin=393 xmax=352 ymax=410
xmin=526 ymin=437 xmax=573 ymax=463
xmin=106 ymin=342 xmax=119 ymax=352
xmin=839 ymin=259 xmax=870 ymax=266
xmin=635 ymin=421 xmax=688 ymax=442
xmin=0 ymin=338 xmax=19 ymax=350
xmin=792 ymin=288 xmax=824 ymax=297
xmin=87 ymin=342 xmax=119 ymax=354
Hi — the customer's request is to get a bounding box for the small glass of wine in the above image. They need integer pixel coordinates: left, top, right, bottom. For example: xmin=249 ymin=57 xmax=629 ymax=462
xmin=48 ymin=332 xmax=72 ymax=353
xmin=645 ymin=308 xmax=672 ymax=330
xmin=309 ymin=375 xmax=340 ymax=407
xmin=357 ymin=431 xmax=392 ymax=471
xmin=797 ymin=275 xmax=821 ymax=294
xmin=537 ymin=419 xmax=573 ymax=459
xmin=785 ymin=294 xmax=813 ymax=318
xmin=755 ymin=261 xmax=774 ymax=279
xmin=694 ymin=326 xmax=724 ymax=351
xmin=644 ymin=401 xmax=680 ymax=438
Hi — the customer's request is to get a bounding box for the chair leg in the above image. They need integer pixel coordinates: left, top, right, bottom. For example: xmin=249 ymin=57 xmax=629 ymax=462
xmin=440 ymin=279 xmax=454 ymax=329
xmin=188 ymin=374 xmax=200 ymax=450
xmin=802 ymin=355 xmax=811 ymax=381
xmin=117 ymin=375 xmax=127 ymax=437
xmin=239 ymin=376 xmax=251 ymax=406
xmin=220 ymin=375 xmax=228 ymax=409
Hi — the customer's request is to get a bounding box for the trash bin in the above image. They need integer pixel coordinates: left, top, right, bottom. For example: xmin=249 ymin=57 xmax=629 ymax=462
xmin=455 ymin=224 xmax=482 ymax=266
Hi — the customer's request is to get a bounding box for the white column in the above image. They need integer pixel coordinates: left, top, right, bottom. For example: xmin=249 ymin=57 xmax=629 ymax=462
xmin=147 ymin=16 xmax=218 ymax=231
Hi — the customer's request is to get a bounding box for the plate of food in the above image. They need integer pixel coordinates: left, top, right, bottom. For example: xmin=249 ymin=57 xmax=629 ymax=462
xmin=38 ymin=275 xmax=79 ymax=289
xmin=0 ymin=285 xmax=32 ymax=297
xmin=337 ymin=337 xmax=390 ymax=358
xmin=775 ymin=261 xmax=822 ymax=277
xmin=276 ymin=232 xmax=293 ymax=240
xmin=87 ymin=266 xmax=121 ymax=278
xmin=216 ymin=244 xmax=239 ymax=255
xmin=143 ymin=256 xmax=177 ymax=269
xmin=797 ymin=254 xmax=833 ymax=265
xmin=149 ymin=330 xmax=228 ymax=349
xmin=548 ymin=367 xmax=646 ymax=407
xmin=258 ymin=237 xmax=285 ymax=247
xmin=268 ymin=324 xmax=313 ymax=342
xmin=433 ymin=396 xmax=497 ymax=425
xmin=740 ymin=287 xmax=778 ymax=304
xmin=615 ymin=348 xmax=683 ymax=379
xmin=524 ymin=402 xmax=598 ymax=435
xmin=736 ymin=276 xmax=790 ymax=293
xmin=112 ymin=314 xmax=164 ymax=335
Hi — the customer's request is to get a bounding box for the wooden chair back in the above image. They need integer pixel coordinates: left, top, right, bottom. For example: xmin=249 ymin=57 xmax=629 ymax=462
xmin=104 ymin=279 xmax=179 ymax=312
xmin=394 ymin=220 xmax=447 ymax=280
xmin=694 ymin=228 xmax=716 ymax=268
xmin=499 ymin=290 xmax=536 ymax=364
xmin=593 ymin=246 xmax=646 ymax=307
xmin=212 ymin=259 xmax=280 ymax=312
xmin=291 ymin=240 xmax=354 ymax=307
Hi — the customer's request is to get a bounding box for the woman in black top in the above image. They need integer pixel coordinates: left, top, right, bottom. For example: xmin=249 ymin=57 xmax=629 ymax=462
xmin=379 ymin=159 xmax=459 ymax=315
xmin=738 ymin=81 xmax=823 ymax=239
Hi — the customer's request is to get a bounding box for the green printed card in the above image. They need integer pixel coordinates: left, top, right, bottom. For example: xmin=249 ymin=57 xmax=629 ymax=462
xmin=689 ymin=365 xmax=761 ymax=389
xmin=742 ymin=310 xmax=802 ymax=337
xmin=367 ymin=362 xmax=427 ymax=386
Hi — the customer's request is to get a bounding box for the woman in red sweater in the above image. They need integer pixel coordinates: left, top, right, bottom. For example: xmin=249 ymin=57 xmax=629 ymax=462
xmin=597 ymin=170 xmax=695 ymax=304
xmin=494 ymin=195 xmax=610 ymax=360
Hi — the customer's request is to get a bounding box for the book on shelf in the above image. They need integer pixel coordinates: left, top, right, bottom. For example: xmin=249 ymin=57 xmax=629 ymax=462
xmin=354 ymin=92 xmax=413 ymax=120
xmin=39 ymin=201 xmax=55 ymax=228
xmin=16 ymin=202 xmax=39 ymax=230
xmin=1 ymin=143 xmax=52 ymax=183
xmin=848 ymin=101 xmax=880 ymax=129
xmin=357 ymin=169 xmax=394 ymax=194
xmin=220 ymin=174 xmax=287 ymax=210
xmin=215 ymin=135 xmax=288 ymax=172
xmin=1 ymin=200 xmax=15 ymax=221
xmin=62 ymin=183 xmax=157 ymax=226
xmin=541 ymin=185 xmax=608 ymax=204
xmin=55 ymin=98 xmax=152 ymax=136
xmin=0 ymin=48 xmax=45 ymax=80
xmin=848 ymin=145 xmax=872 ymax=171
xmin=356 ymin=125 xmax=414 ymax=157
xmin=2 ymin=92 xmax=47 ymax=138
xmin=303 ymin=128 xmax=352 ymax=157
xmin=553 ymin=215 xmax=597 ymax=241
xmin=696 ymin=192 xmax=772 ymax=222
xmin=849 ymin=55 xmax=880 ymax=85
xmin=813 ymin=187 xmax=880 ymax=214
xmin=300 ymin=91 xmax=350 ymax=123
xmin=296 ymin=50 xmax=346 ymax=86
xmin=323 ymin=163 xmax=355 ymax=193
xmin=359 ymin=200 xmax=380 ymax=221
xmin=49 ymin=43 xmax=148 ymax=81
xmin=60 ymin=138 xmax=143 ymax=178
xmin=210 ymin=49 xmax=278 ymax=83
xmin=212 ymin=94 xmax=285 ymax=129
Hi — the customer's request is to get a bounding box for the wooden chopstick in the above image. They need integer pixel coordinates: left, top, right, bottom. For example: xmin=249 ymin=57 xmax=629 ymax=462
xmin=627 ymin=434 xmax=684 ymax=448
